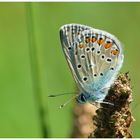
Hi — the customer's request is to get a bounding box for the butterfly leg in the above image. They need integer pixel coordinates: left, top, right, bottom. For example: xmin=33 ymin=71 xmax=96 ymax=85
xmin=96 ymin=100 xmax=114 ymax=106
xmin=89 ymin=100 xmax=114 ymax=109
xmin=89 ymin=101 xmax=101 ymax=108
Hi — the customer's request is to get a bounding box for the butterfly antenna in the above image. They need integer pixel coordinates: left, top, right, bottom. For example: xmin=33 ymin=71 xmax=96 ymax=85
xmin=59 ymin=95 xmax=77 ymax=109
xmin=48 ymin=92 xmax=76 ymax=97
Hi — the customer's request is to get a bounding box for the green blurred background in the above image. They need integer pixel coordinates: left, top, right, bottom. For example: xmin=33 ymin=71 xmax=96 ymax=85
xmin=0 ymin=2 xmax=140 ymax=138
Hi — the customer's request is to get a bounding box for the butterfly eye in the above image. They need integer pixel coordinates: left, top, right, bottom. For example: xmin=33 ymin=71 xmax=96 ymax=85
xmin=80 ymin=94 xmax=86 ymax=102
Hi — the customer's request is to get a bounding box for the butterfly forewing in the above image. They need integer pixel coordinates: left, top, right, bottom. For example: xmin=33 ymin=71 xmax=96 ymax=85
xmin=60 ymin=24 xmax=124 ymax=94
xmin=60 ymin=24 xmax=92 ymax=91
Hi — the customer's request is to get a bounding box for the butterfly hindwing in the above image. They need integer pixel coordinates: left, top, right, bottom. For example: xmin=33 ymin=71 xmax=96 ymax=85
xmin=81 ymin=29 xmax=124 ymax=92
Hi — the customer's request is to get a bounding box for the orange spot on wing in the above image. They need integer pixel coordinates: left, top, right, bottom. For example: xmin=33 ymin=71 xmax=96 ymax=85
xmin=105 ymin=42 xmax=111 ymax=49
xmin=91 ymin=37 xmax=97 ymax=42
xmin=79 ymin=43 xmax=84 ymax=48
xmin=85 ymin=37 xmax=90 ymax=43
xmin=97 ymin=38 xmax=104 ymax=45
xmin=111 ymin=49 xmax=119 ymax=55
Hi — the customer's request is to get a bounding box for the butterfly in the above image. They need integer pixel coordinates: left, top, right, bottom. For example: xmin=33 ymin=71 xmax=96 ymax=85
xmin=59 ymin=24 xmax=124 ymax=105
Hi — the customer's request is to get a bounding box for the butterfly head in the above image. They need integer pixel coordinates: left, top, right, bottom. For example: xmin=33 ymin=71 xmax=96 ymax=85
xmin=76 ymin=93 xmax=88 ymax=104
xmin=76 ymin=90 xmax=106 ymax=104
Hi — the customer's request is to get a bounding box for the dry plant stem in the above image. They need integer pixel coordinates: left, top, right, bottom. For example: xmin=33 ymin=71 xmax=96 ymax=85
xmin=71 ymin=103 xmax=96 ymax=138
xmin=90 ymin=73 xmax=134 ymax=138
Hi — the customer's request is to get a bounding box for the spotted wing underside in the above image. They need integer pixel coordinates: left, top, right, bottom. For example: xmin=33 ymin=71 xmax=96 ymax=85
xmin=60 ymin=24 xmax=124 ymax=93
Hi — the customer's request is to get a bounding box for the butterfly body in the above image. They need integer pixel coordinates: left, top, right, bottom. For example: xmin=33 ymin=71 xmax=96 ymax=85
xmin=60 ymin=24 xmax=124 ymax=104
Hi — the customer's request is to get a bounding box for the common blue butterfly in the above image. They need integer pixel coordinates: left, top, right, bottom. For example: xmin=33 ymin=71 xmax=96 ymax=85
xmin=59 ymin=24 xmax=124 ymax=105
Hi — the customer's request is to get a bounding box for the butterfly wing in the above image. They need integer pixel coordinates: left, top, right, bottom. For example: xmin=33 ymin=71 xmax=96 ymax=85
xmin=60 ymin=24 xmax=94 ymax=92
xmin=60 ymin=24 xmax=124 ymax=95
